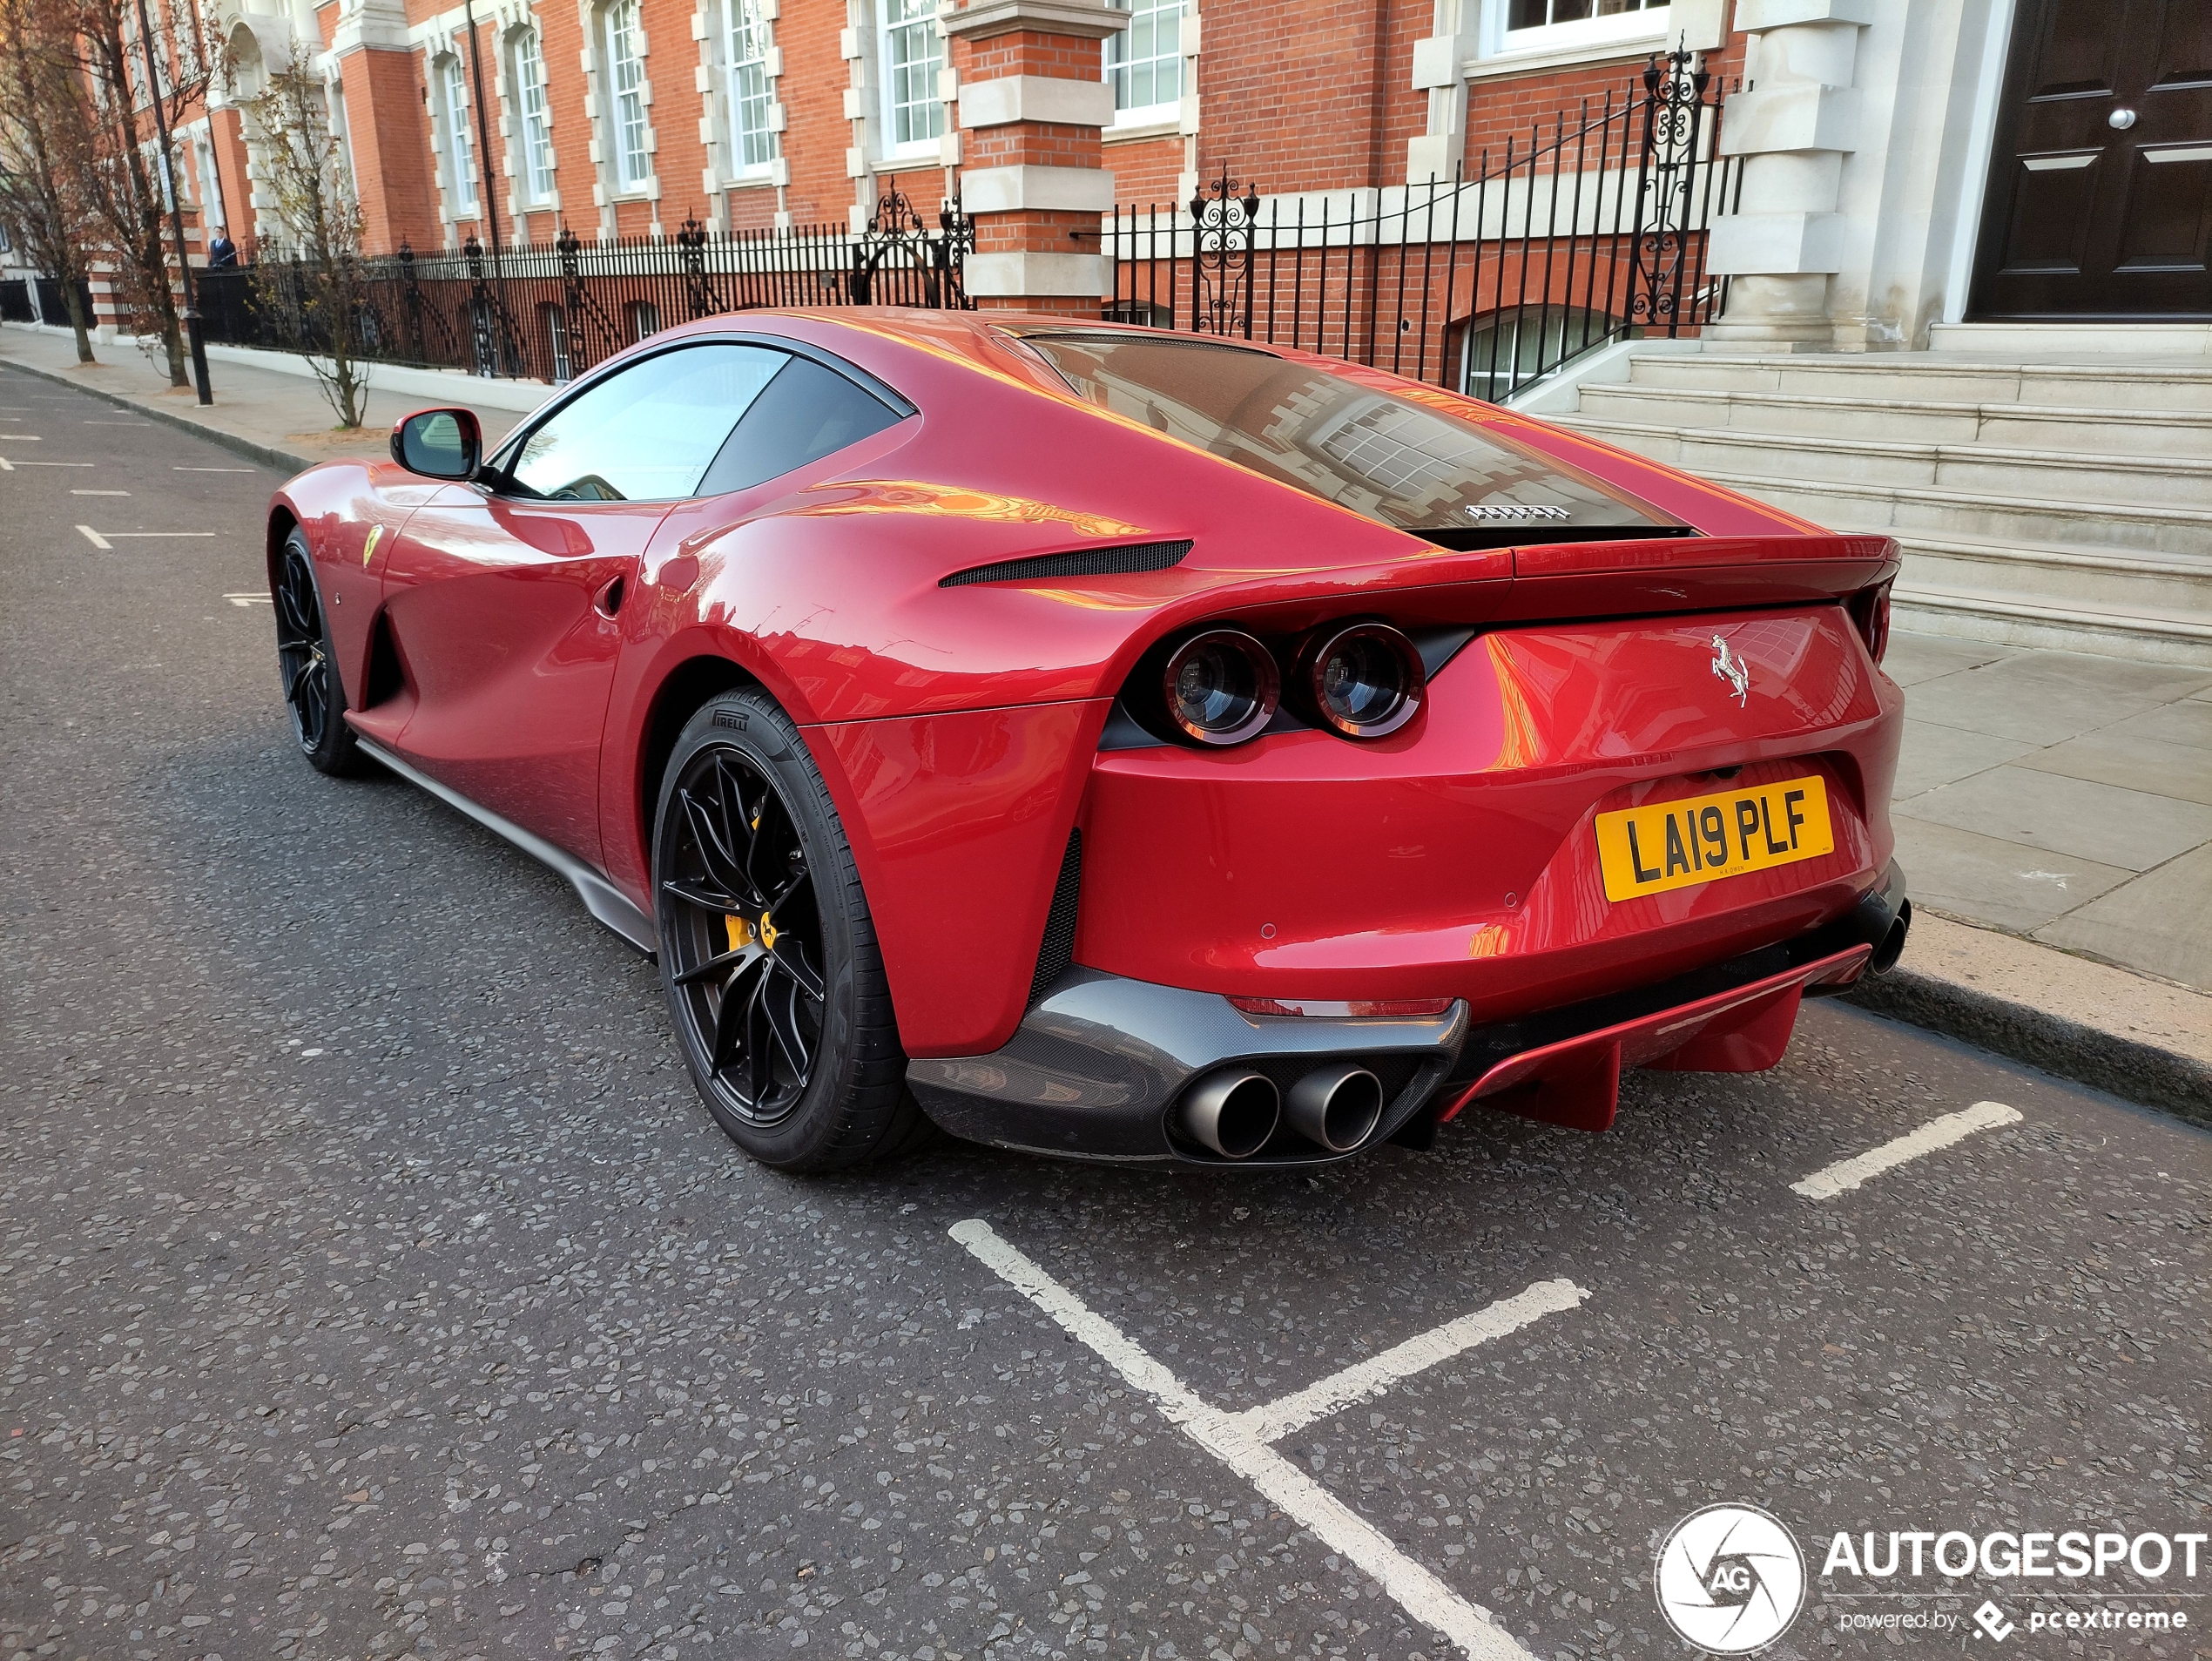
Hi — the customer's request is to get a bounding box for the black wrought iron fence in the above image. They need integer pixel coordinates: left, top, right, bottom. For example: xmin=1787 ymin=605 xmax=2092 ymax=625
xmin=0 ymin=275 xmax=98 ymax=328
xmin=1105 ymin=51 xmax=1738 ymax=402
xmin=198 ymin=190 xmax=972 ymax=385
xmin=0 ymin=279 xmax=33 ymax=323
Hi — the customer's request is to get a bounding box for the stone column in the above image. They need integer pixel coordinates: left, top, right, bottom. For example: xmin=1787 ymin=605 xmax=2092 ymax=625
xmin=1703 ymin=0 xmax=1874 ymax=348
xmin=1705 ymin=0 xmax=2010 ymax=351
xmin=942 ymin=0 xmax=1127 ymax=316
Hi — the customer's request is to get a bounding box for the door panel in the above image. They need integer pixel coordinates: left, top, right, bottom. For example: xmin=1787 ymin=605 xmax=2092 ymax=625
xmin=371 ymin=342 xmax=795 ymax=864
xmin=378 ymin=492 xmax=664 ymax=864
xmin=1972 ymin=0 xmax=2212 ymax=319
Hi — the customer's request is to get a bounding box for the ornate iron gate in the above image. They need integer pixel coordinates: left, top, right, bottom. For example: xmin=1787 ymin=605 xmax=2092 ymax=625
xmin=1107 ymin=50 xmax=1737 ymax=401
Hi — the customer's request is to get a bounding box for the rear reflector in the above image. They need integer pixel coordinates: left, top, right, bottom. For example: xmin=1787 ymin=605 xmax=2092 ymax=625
xmin=1230 ymin=996 xmax=1455 ymax=1018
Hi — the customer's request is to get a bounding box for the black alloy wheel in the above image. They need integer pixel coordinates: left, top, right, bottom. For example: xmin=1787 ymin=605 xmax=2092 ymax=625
xmin=653 ymin=691 xmax=927 ymax=1170
xmin=274 ymin=529 xmax=364 ymax=775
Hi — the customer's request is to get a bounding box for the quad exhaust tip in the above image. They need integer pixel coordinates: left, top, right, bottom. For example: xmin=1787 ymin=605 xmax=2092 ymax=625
xmin=1177 ymin=1063 xmax=1388 ymax=1159
xmin=1870 ymin=898 xmax=1912 ymax=976
xmin=1178 ymin=1070 xmax=1280 ymax=1159
xmin=1285 ymin=1063 xmax=1385 ymax=1153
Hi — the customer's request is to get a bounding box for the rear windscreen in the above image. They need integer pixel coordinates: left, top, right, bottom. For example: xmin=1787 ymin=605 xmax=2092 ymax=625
xmin=1021 ymin=333 xmax=1684 ymax=546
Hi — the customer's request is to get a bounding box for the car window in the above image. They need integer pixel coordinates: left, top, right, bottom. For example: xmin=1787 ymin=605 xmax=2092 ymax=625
xmin=505 ymin=343 xmax=785 ymax=502
xmin=1021 ymin=333 xmax=1678 ymax=539
xmin=696 ymin=354 xmax=906 ymax=497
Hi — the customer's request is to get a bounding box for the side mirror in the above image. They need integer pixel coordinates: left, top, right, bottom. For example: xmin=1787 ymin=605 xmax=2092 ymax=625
xmin=390 ymin=407 xmax=482 ymax=480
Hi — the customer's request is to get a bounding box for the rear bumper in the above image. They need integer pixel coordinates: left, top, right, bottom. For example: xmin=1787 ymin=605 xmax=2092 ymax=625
xmin=908 ymin=862 xmax=1910 ymax=1166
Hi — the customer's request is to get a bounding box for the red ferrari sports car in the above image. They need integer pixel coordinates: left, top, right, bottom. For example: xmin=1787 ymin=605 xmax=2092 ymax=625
xmin=267 ymin=309 xmax=1909 ymax=1171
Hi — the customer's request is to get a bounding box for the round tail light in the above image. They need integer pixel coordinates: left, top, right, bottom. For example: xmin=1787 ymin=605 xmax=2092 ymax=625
xmin=1302 ymin=622 xmax=1425 ymax=739
xmin=1161 ymin=629 xmax=1280 ymax=746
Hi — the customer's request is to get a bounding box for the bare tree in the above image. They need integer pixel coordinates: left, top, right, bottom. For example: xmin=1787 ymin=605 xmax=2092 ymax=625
xmin=0 ymin=0 xmax=98 ymax=361
xmin=233 ymin=54 xmax=369 ymax=426
xmin=64 ymin=0 xmax=211 ymax=387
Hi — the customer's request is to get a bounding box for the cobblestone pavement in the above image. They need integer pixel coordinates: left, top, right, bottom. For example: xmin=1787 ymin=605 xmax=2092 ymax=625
xmin=4 ymin=364 xmax=2208 ymax=1661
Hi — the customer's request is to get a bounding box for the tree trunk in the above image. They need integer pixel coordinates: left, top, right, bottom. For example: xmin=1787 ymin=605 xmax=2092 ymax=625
xmin=61 ymin=281 xmax=93 ymax=363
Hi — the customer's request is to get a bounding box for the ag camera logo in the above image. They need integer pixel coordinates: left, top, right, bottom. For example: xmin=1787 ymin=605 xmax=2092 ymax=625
xmin=1656 ymin=1503 xmax=1807 ymax=1653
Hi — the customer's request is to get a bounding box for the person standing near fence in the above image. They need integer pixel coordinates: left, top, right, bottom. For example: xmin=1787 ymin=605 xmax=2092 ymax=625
xmin=208 ymin=231 xmax=238 ymax=268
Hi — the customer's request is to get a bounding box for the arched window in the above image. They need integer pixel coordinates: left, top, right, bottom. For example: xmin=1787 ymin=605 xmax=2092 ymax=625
xmin=600 ymin=0 xmax=651 ymax=192
xmin=509 ymin=28 xmax=555 ymax=206
xmin=1452 ymin=307 xmax=1621 ymax=402
xmin=435 ymin=53 xmax=478 ymax=214
xmin=725 ymin=0 xmax=775 ymax=174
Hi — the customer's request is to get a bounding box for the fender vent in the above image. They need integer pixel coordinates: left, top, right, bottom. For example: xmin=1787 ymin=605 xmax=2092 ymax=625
xmin=1027 ymin=830 xmax=1083 ymax=1005
xmin=940 ymin=539 xmax=1192 ymax=588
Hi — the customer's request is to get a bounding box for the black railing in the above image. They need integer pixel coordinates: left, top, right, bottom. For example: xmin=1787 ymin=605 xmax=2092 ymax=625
xmin=197 ymin=191 xmax=971 ymax=385
xmin=0 ymin=274 xmax=98 ymax=328
xmin=1106 ymin=51 xmax=1737 ymax=402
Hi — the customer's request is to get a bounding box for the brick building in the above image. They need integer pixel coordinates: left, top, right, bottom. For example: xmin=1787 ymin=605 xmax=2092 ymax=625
xmin=179 ymin=0 xmax=1747 ymax=263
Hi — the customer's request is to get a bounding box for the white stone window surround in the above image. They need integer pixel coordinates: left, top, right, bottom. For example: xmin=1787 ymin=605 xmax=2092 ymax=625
xmin=602 ymin=0 xmax=654 ymax=192
xmin=1104 ymin=0 xmax=1183 ymax=129
xmin=722 ymin=0 xmax=780 ymax=178
xmin=435 ymin=51 xmax=481 ymax=214
xmin=508 ymin=24 xmax=557 ymax=205
xmin=875 ymin=0 xmax=943 ymax=162
xmin=1474 ymin=0 xmax=1669 ymax=75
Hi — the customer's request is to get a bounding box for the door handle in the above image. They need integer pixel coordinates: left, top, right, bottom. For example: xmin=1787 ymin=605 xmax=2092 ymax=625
xmin=2109 ymin=108 xmax=2137 ymax=130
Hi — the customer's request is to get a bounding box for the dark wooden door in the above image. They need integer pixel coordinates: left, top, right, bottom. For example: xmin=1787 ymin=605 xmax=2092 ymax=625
xmin=1970 ymin=0 xmax=2212 ymax=320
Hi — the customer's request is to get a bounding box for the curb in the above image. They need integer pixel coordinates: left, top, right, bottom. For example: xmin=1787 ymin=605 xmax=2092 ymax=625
xmin=0 ymin=349 xmax=314 ymax=475
xmin=1842 ymin=917 xmax=2211 ymax=1128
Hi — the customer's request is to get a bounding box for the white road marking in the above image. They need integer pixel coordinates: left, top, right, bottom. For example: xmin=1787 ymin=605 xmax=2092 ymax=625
xmin=0 ymin=434 xmax=43 ymax=441
xmin=950 ymin=1219 xmax=1544 ymax=1661
xmin=223 ymin=592 xmax=273 ymax=607
xmin=77 ymin=525 xmax=112 ymax=550
xmin=14 ymin=461 xmax=94 ymax=466
xmin=84 ymin=420 xmax=150 ymax=426
xmin=0 ymin=454 xmax=10 ymax=471
xmin=1231 ymin=1279 xmax=1589 ymax=1444
xmin=173 ymin=465 xmax=258 ymax=473
xmin=71 ymin=489 xmax=130 ymax=496
xmin=1791 ymin=1101 xmax=2024 ymax=1200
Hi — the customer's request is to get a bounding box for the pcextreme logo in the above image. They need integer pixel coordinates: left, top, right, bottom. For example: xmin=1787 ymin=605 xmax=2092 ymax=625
xmin=1655 ymin=1503 xmax=1808 ymax=1654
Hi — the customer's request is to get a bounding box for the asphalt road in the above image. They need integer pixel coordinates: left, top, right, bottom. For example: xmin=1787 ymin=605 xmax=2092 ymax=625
xmin=3 ymin=362 xmax=2207 ymax=1661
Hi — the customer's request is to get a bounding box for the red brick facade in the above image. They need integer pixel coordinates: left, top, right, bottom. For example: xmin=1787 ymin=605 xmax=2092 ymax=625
xmin=103 ymin=0 xmax=1744 ymax=310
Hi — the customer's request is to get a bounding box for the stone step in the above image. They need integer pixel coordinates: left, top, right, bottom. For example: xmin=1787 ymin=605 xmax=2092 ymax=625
xmin=1555 ymin=414 xmax=2212 ymax=511
xmin=1575 ymin=381 xmax=2212 ymax=457
xmin=1892 ymin=531 xmax=2212 ymax=621
xmin=1628 ymin=350 xmax=2212 ymax=411
xmin=1689 ymin=467 xmax=2212 ymax=558
xmin=1927 ymin=321 xmax=2212 ymax=358
xmin=1892 ymin=582 xmax=2212 ymax=667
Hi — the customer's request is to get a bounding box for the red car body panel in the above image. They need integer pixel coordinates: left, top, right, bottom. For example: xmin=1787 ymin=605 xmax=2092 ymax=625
xmin=268 ymin=309 xmax=1905 ymax=1073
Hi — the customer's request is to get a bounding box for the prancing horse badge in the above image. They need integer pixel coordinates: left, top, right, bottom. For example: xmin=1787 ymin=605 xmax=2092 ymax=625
xmin=1710 ymin=635 xmax=1750 ymax=706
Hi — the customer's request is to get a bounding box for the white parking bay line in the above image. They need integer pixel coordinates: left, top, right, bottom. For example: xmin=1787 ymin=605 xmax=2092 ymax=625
xmin=951 ymin=1219 xmax=1544 ymax=1661
xmin=0 ymin=434 xmax=43 ymax=441
xmin=78 ymin=525 xmax=111 ymax=550
xmin=71 ymin=490 xmax=130 ymax=496
xmin=223 ymin=592 xmax=272 ymax=607
xmin=1791 ymin=1101 xmax=2024 ymax=1200
xmin=1230 ymin=1279 xmax=1589 ymax=1444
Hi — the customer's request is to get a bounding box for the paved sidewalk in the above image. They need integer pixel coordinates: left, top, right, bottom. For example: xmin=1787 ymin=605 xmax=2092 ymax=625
xmin=0 ymin=321 xmax=529 ymax=469
xmin=1888 ymin=631 xmax=2212 ymax=992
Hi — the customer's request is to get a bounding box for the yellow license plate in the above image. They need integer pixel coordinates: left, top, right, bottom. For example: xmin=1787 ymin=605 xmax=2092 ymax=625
xmin=1594 ymin=775 xmax=1833 ymax=902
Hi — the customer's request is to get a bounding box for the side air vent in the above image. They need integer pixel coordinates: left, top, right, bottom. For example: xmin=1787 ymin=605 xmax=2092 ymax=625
xmin=940 ymin=539 xmax=1192 ymax=588
xmin=1027 ymin=830 xmax=1083 ymax=1004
